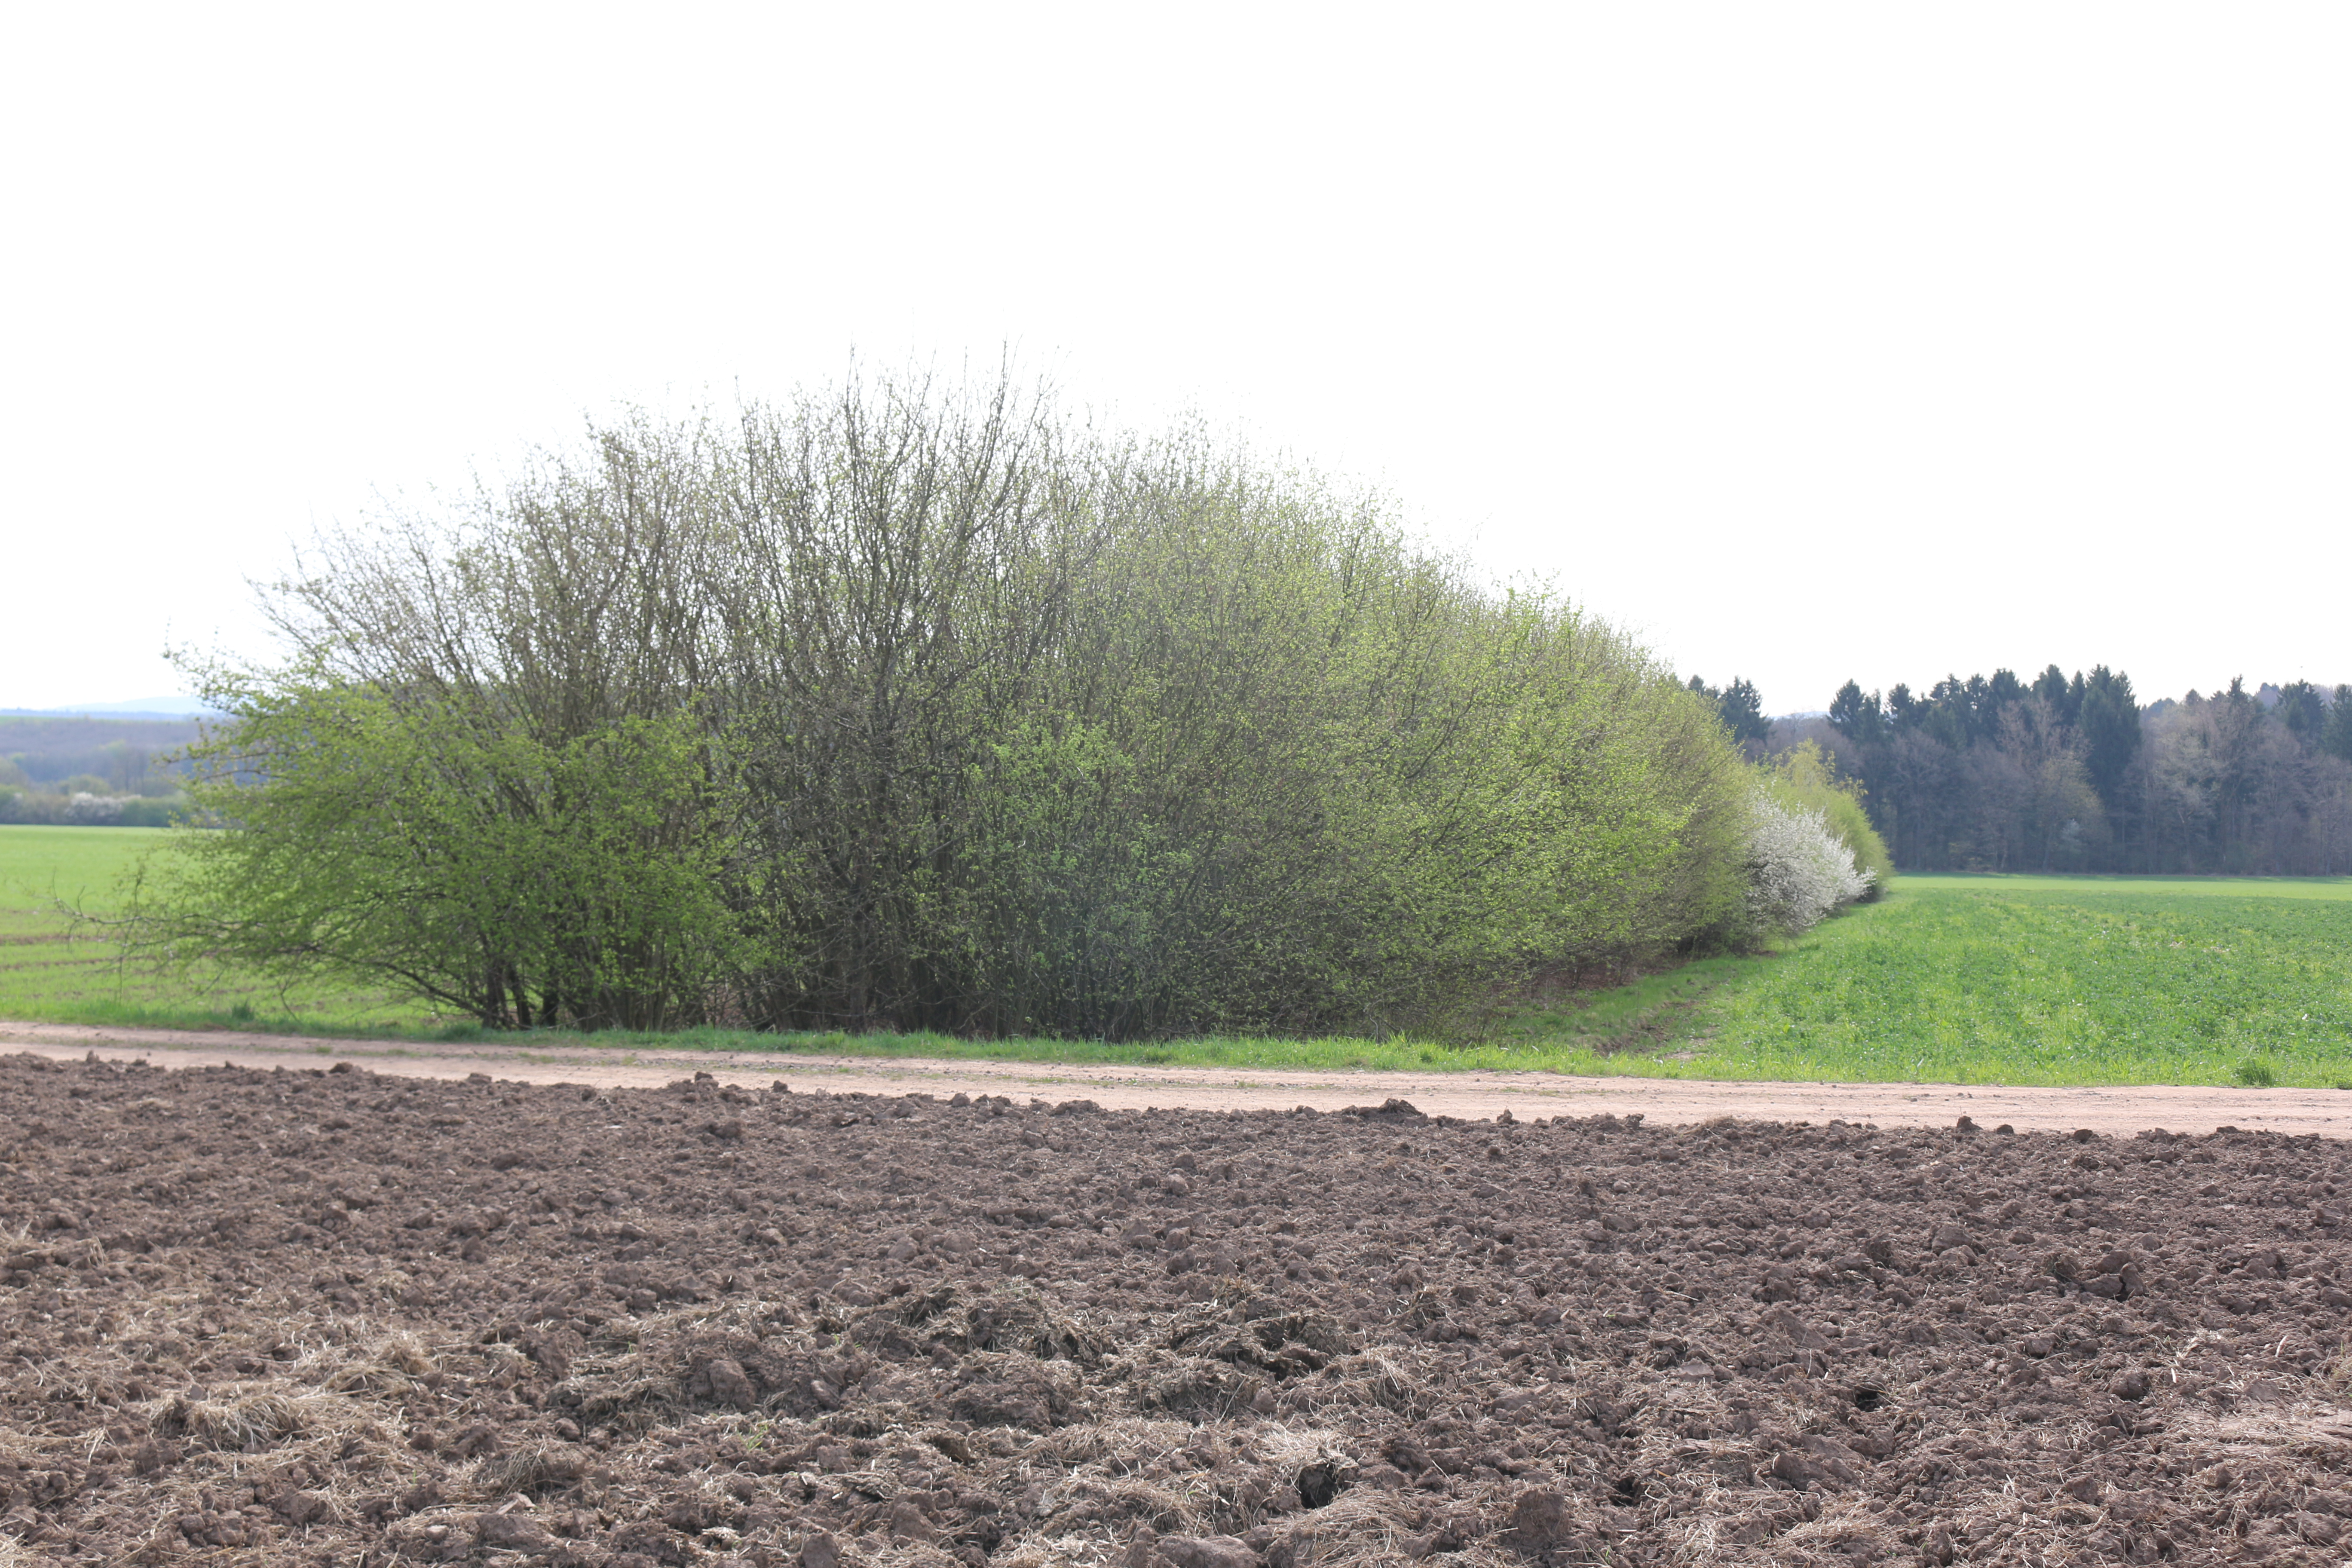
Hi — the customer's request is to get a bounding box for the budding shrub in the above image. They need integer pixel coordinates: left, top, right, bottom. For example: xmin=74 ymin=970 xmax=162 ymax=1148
xmin=132 ymin=369 xmax=1754 ymax=1037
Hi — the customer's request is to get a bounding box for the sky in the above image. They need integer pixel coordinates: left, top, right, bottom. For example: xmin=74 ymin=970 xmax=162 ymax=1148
xmin=4 ymin=3 xmax=2346 ymax=716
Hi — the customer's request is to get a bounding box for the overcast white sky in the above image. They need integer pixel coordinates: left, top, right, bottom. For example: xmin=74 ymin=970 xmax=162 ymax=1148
xmin=4 ymin=3 xmax=2346 ymax=714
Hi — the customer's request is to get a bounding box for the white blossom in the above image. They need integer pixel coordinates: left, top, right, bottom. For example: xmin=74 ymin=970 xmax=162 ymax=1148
xmin=1747 ymin=796 xmax=1874 ymax=937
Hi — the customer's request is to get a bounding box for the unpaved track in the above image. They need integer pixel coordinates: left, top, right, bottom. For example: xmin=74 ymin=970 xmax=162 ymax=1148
xmin=4 ymin=1017 xmax=2344 ymax=1136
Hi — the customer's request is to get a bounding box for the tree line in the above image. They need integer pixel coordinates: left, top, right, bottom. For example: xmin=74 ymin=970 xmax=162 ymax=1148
xmin=129 ymin=369 xmax=1874 ymax=1037
xmin=1807 ymin=668 xmax=2352 ymax=875
xmin=0 ymin=720 xmax=195 ymax=825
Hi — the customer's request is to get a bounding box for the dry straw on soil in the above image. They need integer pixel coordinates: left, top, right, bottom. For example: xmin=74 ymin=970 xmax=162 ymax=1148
xmin=6 ymin=1054 xmax=2352 ymax=1565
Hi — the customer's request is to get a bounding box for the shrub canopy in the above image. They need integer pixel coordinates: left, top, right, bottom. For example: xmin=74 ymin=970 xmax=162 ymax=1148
xmin=1761 ymin=740 xmax=1893 ymax=893
xmin=137 ymin=371 xmax=1754 ymax=1036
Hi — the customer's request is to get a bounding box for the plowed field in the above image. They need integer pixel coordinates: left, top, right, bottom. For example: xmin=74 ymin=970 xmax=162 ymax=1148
xmin=6 ymin=1052 xmax=2352 ymax=1566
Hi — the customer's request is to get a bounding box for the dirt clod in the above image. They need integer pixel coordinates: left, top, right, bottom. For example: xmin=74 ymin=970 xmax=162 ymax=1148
xmin=5 ymin=1052 xmax=2352 ymax=1564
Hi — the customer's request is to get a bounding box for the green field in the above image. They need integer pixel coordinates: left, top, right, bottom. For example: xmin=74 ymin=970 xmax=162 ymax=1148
xmin=1657 ymin=873 xmax=2352 ymax=1087
xmin=6 ymin=827 xmax=2350 ymax=1087
xmin=0 ymin=825 xmax=429 ymax=1032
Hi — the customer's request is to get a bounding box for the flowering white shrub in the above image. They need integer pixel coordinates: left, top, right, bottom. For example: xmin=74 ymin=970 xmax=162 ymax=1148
xmin=1747 ymin=796 xmax=1875 ymax=937
xmin=61 ymin=791 xmax=130 ymax=825
xmin=0 ymin=790 xmax=180 ymax=827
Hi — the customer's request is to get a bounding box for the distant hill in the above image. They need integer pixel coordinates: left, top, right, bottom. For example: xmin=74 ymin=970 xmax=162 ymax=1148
xmin=0 ymin=696 xmax=218 ymax=721
xmin=0 ymin=713 xmax=206 ymax=789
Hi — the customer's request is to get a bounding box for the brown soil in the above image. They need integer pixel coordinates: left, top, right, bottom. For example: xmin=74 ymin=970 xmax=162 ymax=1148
xmin=7 ymin=1053 xmax=2352 ymax=1567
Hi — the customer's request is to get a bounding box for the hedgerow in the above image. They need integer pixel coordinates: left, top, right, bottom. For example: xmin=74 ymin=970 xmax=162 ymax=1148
xmin=129 ymin=369 xmax=1756 ymax=1037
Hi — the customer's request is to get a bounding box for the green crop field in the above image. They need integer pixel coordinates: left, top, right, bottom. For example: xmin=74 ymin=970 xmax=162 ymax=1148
xmin=0 ymin=826 xmax=429 ymax=1032
xmin=1507 ymin=872 xmax=2352 ymax=1087
xmin=6 ymin=827 xmax=2350 ymax=1088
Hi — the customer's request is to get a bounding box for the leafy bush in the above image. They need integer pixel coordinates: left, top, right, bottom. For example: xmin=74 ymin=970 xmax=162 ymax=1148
xmin=1762 ymin=741 xmax=1894 ymax=894
xmin=135 ymin=370 xmax=1754 ymax=1037
xmin=1746 ymin=796 xmax=1875 ymax=938
xmin=138 ymin=689 xmax=741 ymax=1029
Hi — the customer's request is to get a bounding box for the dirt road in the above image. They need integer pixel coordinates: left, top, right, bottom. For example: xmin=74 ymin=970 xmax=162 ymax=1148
xmin=4 ymin=1017 xmax=2344 ymax=1136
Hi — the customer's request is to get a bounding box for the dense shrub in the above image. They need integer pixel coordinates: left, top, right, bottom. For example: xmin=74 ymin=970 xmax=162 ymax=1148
xmin=133 ymin=370 xmax=1754 ymax=1036
xmin=1761 ymin=741 xmax=1893 ymax=894
xmin=138 ymin=688 xmax=741 ymax=1028
xmin=1746 ymin=797 xmax=1876 ymax=937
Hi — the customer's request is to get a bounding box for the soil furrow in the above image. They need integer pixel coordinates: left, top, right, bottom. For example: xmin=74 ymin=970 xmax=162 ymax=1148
xmin=4 ymin=1051 xmax=2352 ymax=1565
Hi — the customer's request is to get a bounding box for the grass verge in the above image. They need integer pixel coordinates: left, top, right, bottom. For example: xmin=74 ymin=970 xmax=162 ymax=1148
xmin=0 ymin=825 xmax=431 ymax=1033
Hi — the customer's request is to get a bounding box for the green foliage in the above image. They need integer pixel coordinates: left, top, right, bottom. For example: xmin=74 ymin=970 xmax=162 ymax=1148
xmin=1759 ymin=741 xmax=1893 ymax=893
xmin=127 ymin=685 xmax=747 ymax=1030
xmin=130 ymin=372 xmax=1755 ymax=1038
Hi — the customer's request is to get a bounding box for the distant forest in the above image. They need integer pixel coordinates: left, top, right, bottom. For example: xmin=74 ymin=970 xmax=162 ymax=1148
xmin=1755 ymin=669 xmax=2352 ymax=876
xmin=0 ymin=715 xmax=200 ymax=785
xmin=0 ymin=716 xmax=197 ymax=825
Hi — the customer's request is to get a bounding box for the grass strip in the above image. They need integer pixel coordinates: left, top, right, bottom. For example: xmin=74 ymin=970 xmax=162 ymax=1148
xmin=9 ymin=826 xmax=2352 ymax=1087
